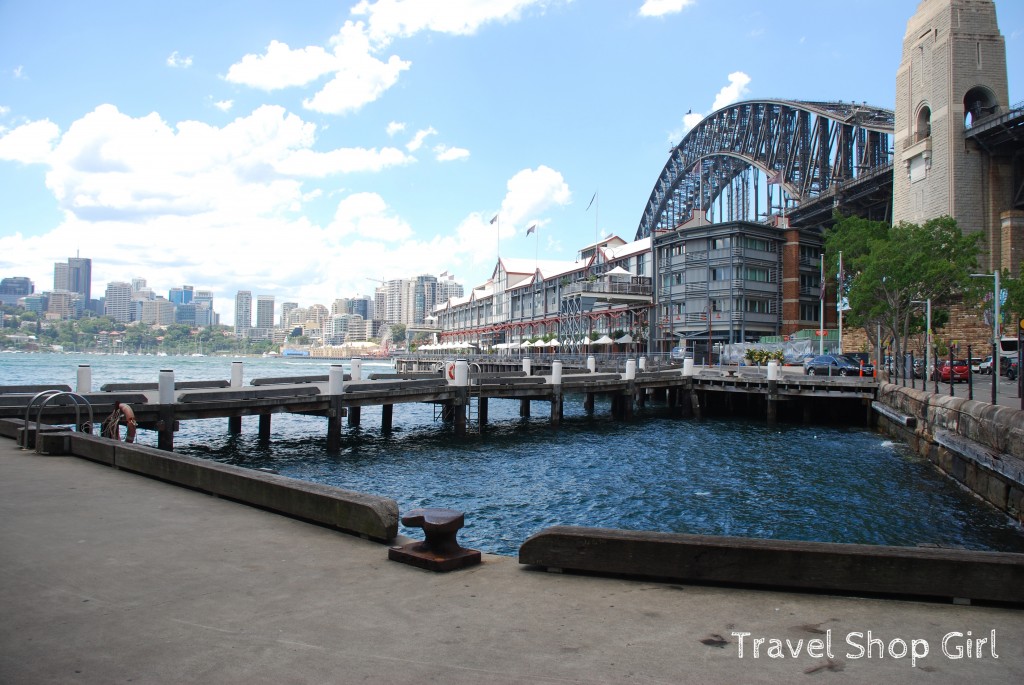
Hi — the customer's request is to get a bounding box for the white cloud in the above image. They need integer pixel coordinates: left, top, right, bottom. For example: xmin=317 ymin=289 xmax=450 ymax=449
xmin=302 ymin=23 xmax=411 ymax=115
xmin=710 ymin=71 xmax=751 ymax=111
xmin=638 ymin=0 xmax=696 ymax=18
xmin=276 ymin=146 xmax=414 ymax=176
xmin=500 ymin=165 xmax=571 ymax=230
xmin=386 ymin=121 xmax=406 ymax=136
xmin=405 ymin=127 xmax=437 ymax=152
xmin=669 ymin=71 xmax=752 ymax=140
xmin=166 ymin=51 xmax=194 ymax=68
xmin=213 ymin=100 xmax=234 ymax=112
xmin=225 ymin=39 xmax=339 ymax=90
xmin=352 ymin=0 xmax=552 ymax=47
xmin=12 ymin=65 xmax=26 ymax=80
xmin=327 ymin=192 xmax=413 ymax=240
xmin=0 ymin=119 xmax=60 ymax=164
xmin=434 ymin=144 xmax=470 ymax=162
xmin=0 ymin=105 xmax=10 ymax=116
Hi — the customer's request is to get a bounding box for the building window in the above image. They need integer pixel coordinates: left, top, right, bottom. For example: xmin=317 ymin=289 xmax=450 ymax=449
xmin=744 ymin=267 xmax=771 ymax=283
xmin=710 ymin=237 xmax=732 ymax=250
xmin=744 ymin=298 xmax=771 ymax=314
xmin=742 ymin=237 xmax=771 ymax=252
xmin=711 ymin=267 xmax=732 ymax=281
xmin=799 ymin=273 xmax=821 ymax=289
xmin=800 ymin=303 xmax=820 ymax=322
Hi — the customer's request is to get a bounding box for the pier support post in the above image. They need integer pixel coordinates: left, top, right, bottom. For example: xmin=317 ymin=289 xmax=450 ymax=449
xmin=550 ymin=360 xmax=563 ymax=426
xmin=690 ymin=391 xmax=702 ymax=420
xmin=766 ymin=361 xmax=779 ymax=426
xmin=523 ymin=357 xmax=532 ymax=376
xmin=587 ymin=355 xmax=596 ymax=373
xmin=453 ymin=359 xmax=469 ymax=436
xmin=231 ymin=361 xmax=243 ymax=388
xmin=382 ymin=404 xmax=393 ymax=431
xmin=478 ymin=398 xmax=488 ymax=426
xmin=348 ymin=406 xmax=361 ymax=427
xmin=327 ymin=364 xmax=345 ymax=452
xmin=258 ymin=414 xmax=271 ymax=441
xmin=228 ymin=416 xmax=242 ymax=434
xmin=520 ymin=399 xmax=531 ymax=417
xmin=584 ymin=392 xmax=595 ymax=413
xmin=158 ymin=369 xmax=176 ymax=450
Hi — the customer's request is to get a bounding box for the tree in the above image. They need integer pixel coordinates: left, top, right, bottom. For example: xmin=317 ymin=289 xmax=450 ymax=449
xmin=825 ymin=214 xmax=982 ymax=374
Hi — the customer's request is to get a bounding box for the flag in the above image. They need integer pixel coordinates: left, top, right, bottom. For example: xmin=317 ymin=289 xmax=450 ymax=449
xmin=490 ymin=214 xmax=498 ymax=225
xmin=767 ymin=170 xmax=783 ymax=185
xmin=585 ymin=192 xmax=597 ymax=212
xmin=440 ymin=271 xmax=448 ymax=278
xmin=526 ymin=224 xmax=536 ymax=236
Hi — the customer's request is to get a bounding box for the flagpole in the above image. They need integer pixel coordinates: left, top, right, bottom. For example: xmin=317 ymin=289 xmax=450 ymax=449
xmin=838 ymin=251 xmax=844 ymax=354
xmin=819 ymin=256 xmax=825 ymax=355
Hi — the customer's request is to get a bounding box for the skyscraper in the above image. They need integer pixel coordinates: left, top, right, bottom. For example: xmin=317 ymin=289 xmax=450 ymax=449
xmin=234 ymin=290 xmax=252 ymax=337
xmin=169 ymin=285 xmax=194 ymax=305
xmin=104 ymin=282 xmax=133 ymax=323
xmin=256 ymin=295 xmax=275 ymax=330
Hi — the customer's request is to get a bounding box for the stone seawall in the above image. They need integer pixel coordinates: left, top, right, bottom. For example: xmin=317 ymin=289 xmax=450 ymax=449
xmin=875 ymin=383 xmax=1024 ymax=524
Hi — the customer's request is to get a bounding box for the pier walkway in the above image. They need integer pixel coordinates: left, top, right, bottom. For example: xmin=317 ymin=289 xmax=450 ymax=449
xmin=0 ymin=363 xmax=878 ymax=450
xmin=2 ymin=438 xmax=1021 ymax=684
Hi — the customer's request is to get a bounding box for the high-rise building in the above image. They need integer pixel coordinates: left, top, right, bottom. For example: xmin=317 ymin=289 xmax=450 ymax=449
xmin=374 ymin=286 xmax=387 ymax=322
xmin=169 ymin=285 xmax=194 ymax=305
xmin=436 ymin=274 xmax=464 ymax=304
xmin=193 ymin=290 xmax=216 ymax=327
xmin=350 ymin=296 xmax=372 ymax=321
xmin=104 ymin=282 xmax=133 ymax=323
xmin=256 ymin=295 xmax=275 ymax=330
xmin=0 ymin=277 xmax=34 ymax=306
xmin=234 ymin=290 xmax=252 ymax=337
xmin=67 ymin=257 xmax=92 ymax=304
xmin=53 ymin=263 xmax=69 ymax=291
xmin=47 ymin=290 xmax=83 ymax=320
xmin=140 ymin=298 xmax=176 ymax=326
xmin=331 ymin=298 xmax=351 ymax=316
xmin=413 ymin=275 xmax=437 ymax=325
xmin=281 ymin=302 xmax=298 ymax=329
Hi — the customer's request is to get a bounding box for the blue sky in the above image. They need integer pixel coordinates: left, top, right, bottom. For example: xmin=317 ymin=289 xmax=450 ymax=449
xmin=2 ymin=0 xmax=1023 ymax=324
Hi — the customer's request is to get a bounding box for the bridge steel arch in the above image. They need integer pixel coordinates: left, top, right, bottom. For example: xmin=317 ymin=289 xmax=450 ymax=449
xmin=635 ymin=100 xmax=895 ymax=240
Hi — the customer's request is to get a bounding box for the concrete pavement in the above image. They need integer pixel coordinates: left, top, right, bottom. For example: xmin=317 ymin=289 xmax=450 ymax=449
xmin=2 ymin=437 xmax=1022 ymax=684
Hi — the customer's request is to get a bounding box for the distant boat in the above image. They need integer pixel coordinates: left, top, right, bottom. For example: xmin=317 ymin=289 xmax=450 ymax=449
xmin=191 ymin=353 xmax=205 ymax=357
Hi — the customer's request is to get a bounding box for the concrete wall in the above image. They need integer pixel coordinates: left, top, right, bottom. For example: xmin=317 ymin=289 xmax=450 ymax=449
xmin=875 ymin=382 xmax=1024 ymax=524
xmin=0 ymin=425 xmax=399 ymax=542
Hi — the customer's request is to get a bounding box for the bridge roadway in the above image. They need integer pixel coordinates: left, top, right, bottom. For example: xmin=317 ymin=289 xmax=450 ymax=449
xmin=0 ymin=366 xmax=878 ymax=450
xmin=2 ymin=435 xmax=1021 ymax=684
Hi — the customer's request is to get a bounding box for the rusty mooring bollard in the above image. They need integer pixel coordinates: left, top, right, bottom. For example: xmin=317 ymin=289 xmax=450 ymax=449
xmin=388 ymin=507 xmax=481 ymax=572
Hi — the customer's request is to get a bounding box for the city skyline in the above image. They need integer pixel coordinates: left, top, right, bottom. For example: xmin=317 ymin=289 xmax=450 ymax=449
xmin=2 ymin=1 xmax=1023 ymax=325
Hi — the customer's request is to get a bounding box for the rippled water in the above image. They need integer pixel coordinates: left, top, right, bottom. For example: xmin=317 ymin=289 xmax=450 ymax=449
xmin=4 ymin=352 xmax=1024 ymax=555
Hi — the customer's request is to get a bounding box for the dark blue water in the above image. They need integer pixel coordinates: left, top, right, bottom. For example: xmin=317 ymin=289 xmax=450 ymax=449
xmin=4 ymin=353 xmax=1024 ymax=555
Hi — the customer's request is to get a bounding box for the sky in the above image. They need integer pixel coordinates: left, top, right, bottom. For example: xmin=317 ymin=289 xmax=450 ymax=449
xmin=2 ymin=0 xmax=1023 ymax=325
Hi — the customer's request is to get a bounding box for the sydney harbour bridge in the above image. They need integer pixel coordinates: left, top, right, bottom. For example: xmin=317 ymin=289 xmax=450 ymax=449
xmin=635 ymin=99 xmax=895 ymax=239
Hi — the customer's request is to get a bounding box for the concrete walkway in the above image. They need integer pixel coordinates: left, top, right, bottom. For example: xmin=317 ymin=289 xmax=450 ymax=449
xmin=1 ymin=438 xmax=1021 ymax=684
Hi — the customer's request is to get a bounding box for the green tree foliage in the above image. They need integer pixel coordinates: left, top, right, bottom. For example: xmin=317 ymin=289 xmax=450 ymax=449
xmin=825 ymin=214 xmax=982 ymax=371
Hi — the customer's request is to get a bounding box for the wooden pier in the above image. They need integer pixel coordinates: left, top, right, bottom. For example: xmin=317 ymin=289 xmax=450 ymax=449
xmin=0 ymin=361 xmax=878 ymax=450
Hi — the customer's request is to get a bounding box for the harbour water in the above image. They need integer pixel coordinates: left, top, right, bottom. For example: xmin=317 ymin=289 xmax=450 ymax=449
xmin=3 ymin=352 xmax=1024 ymax=556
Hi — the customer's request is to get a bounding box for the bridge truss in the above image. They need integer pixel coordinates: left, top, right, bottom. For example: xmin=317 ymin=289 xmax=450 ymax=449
xmin=635 ymin=100 xmax=895 ymax=239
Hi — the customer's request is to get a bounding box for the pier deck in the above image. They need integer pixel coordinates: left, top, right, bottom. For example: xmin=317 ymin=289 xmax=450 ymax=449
xmin=0 ymin=367 xmax=878 ymax=449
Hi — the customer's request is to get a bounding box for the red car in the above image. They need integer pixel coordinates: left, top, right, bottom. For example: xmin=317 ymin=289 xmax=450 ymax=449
xmin=932 ymin=359 xmax=970 ymax=383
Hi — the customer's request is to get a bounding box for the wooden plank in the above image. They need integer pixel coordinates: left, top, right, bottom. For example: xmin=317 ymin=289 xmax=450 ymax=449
xmin=519 ymin=526 xmax=1024 ymax=603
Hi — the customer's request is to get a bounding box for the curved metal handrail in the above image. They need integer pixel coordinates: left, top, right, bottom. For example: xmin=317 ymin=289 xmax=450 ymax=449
xmin=22 ymin=391 xmax=94 ymax=453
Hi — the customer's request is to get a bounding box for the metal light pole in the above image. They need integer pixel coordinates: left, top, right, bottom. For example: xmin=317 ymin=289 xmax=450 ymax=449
xmin=971 ymin=272 xmax=1000 ymax=404
xmin=911 ymin=298 xmax=931 ymax=387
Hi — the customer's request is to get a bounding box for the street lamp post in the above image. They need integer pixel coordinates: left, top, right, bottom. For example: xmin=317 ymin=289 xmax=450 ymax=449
xmin=911 ymin=298 xmax=931 ymax=386
xmin=970 ymin=271 xmax=1000 ymax=404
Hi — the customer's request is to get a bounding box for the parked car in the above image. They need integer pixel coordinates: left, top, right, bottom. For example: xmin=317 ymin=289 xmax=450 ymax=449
xmin=1008 ymin=360 xmax=1019 ymax=381
xmin=969 ymin=357 xmax=984 ymax=373
xmin=977 ymin=355 xmax=1012 ymax=374
xmin=931 ymin=359 xmax=970 ymax=383
xmin=804 ymin=354 xmax=874 ymax=376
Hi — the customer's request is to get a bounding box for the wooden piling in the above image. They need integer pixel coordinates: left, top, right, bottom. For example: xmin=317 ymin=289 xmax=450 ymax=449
xmin=258 ymin=414 xmax=271 ymax=441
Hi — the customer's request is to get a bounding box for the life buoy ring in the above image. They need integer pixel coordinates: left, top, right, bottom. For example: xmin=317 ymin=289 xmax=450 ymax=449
xmin=103 ymin=402 xmax=137 ymax=443
xmin=447 ymin=363 xmax=456 ymax=380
